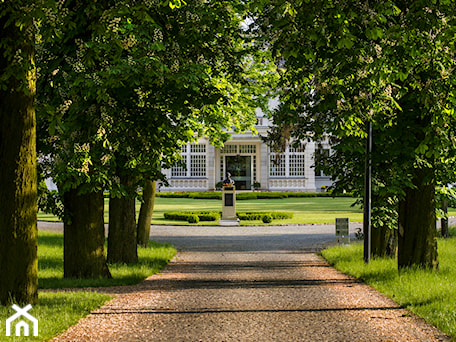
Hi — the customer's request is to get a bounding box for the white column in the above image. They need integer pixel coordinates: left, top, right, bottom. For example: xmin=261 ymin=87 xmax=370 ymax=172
xmin=305 ymin=141 xmax=317 ymax=192
xmin=207 ymin=144 xmax=216 ymax=191
xmin=260 ymin=142 xmax=269 ymax=190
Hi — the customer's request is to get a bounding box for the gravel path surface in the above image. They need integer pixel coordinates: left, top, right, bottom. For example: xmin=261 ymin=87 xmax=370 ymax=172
xmin=43 ymin=221 xmax=452 ymax=342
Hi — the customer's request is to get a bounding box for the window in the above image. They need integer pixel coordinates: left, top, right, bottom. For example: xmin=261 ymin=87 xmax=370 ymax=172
xmin=239 ymin=145 xmax=256 ymax=154
xmin=269 ymin=143 xmax=306 ymax=177
xmin=221 ymin=145 xmax=237 ymax=154
xmin=171 ymin=144 xmax=206 ymax=178
xmin=269 ymin=154 xmax=286 ymax=177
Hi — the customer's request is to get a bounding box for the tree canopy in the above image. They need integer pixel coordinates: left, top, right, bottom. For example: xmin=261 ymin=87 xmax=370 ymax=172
xmin=250 ymin=0 xmax=456 ymax=268
xmin=38 ymin=0 xmax=276 ymax=196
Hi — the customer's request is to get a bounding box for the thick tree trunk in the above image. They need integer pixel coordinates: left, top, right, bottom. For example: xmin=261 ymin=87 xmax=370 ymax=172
xmin=0 ymin=15 xmax=38 ymax=305
xmin=371 ymin=226 xmax=397 ymax=259
xmin=63 ymin=188 xmax=111 ymax=278
xmin=108 ymin=178 xmax=138 ymax=263
xmin=137 ymin=180 xmax=156 ymax=247
xmin=398 ymin=167 xmax=438 ymax=270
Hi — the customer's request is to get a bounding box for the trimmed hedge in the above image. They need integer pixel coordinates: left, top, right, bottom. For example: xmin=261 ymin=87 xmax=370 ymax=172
xmin=164 ymin=210 xmax=293 ymax=222
xmin=236 ymin=211 xmax=294 ymax=221
xmin=262 ymin=214 xmax=273 ymax=223
xmin=157 ymin=191 xmax=354 ymax=200
xmin=187 ymin=215 xmax=199 ymax=224
xmin=164 ymin=211 xmax=221 ymax=222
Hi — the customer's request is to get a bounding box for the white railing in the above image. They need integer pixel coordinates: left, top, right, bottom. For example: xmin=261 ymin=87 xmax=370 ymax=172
xmin=163 ymin=178 xmax=209 ymax=191
xmin=269 ymin=178 xmax=306 ymax=190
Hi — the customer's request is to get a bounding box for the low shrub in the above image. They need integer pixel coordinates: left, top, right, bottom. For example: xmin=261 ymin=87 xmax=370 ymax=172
xmin=256 ymin=192 xmax=289 ymax=199
xmin=190 ymin=192 xmax=222 ymax=200
xmin=187 ymin=215 xmax=199 ymax=224
xmin=237 ymin=211 xmax=293 ymax=221
xmin=156 ymin=192 xmax=190 ymax=198
xmin=236 ymin=192 xmax=258 ymax=200
xmin=164 ymin=210 xmax=221 ymax=222
xmin=156 ymin=191 xmax=355 ymax=199
xmin=262 ymin=214 xmax=273 ymax=223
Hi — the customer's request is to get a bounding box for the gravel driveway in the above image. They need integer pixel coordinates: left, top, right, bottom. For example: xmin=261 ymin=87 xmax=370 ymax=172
xmin=44 ymin=222 xmax=451 ymax=342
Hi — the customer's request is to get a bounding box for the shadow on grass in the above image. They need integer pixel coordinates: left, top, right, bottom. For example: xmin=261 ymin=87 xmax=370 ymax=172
xmin=38 ymin=233 xmax=63 ymax=247
xmin=38 ymin=233 xmax=176 ymax=289
xmin=39 ymin=256 xmax=171 ymax=289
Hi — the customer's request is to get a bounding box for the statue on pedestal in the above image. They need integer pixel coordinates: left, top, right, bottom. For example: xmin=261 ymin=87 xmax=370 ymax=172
xmin=222 ymin=172 xmax=235 ymax=187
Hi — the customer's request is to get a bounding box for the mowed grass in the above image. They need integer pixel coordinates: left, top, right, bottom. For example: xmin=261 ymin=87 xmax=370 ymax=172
xmin=153 ymin=196 xmax=365 ymax=225
xmin=0 ymin=231 xmax=176 ymax=342
xmin=321 ymin=229 xmax=456 ymax=340
xmin=39 ymin=195 xmax=456 ymax=225
xmin=39 ymin=196 xmax=367 ymax=225
xmin=38 ymin=231 xmax=176 ymax=289
xmin=0 ymin=292 xmax=110 ymax=342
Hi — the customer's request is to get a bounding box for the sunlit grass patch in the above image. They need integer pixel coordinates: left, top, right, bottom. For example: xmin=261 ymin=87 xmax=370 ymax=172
xmin=321 ymin=231 xmax=456 ymax=340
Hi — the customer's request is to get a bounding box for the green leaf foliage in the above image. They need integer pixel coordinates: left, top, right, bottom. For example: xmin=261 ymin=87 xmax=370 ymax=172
xmin=249 ymin=0 xmax=456 ymax=228
xmin=37 ymin=0 xmax=278 ymax=197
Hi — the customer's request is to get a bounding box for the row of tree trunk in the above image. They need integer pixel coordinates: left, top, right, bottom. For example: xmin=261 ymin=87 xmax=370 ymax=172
xmin=62 ymin=181 xmax=156 ymax=279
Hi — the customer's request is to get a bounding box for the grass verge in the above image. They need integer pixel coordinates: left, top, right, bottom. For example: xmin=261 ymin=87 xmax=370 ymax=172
xmin=39 ymin=231 xmax=176 ymax=289
xmin=0 ymin=231 xmax=176 ymax=341
xmin=0 ymin=291 xmax=110 ymax=342
xmin=321 ymin=229 xmax=456 ymax=340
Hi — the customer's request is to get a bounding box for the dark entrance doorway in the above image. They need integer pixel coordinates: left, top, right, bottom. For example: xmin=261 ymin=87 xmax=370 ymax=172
xmin=226 ymin=156 xmax=252 ymax=190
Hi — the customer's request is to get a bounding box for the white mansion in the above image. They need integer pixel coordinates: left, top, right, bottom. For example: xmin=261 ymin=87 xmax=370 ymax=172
xmin=160 ymin=113 xmax=332 ymax=193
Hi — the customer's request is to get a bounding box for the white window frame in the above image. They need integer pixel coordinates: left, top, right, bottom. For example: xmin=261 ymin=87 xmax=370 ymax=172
xmin=269 ymin=143 xmax=306 ymax=178
xmin=171 ymin=144 xmax=207 ymax=178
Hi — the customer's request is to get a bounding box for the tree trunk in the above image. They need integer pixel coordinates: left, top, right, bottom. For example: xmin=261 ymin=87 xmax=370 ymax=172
xmin=137 ymin=180 xmax=156 ymax=247
xmin=371 ymin=226 xmax=397 ymax=259
xmin=441 ymin=199 xmax=449 ymax=238
xmin=63 ymin=188 xmax=111 ymax=278
xmin=398 ymin=167 xmax=438 ymax=270
xmin=108 ymin=180 xmax=138 ymax=263
xmin=0 ymin=14 xmax=38 ymax=305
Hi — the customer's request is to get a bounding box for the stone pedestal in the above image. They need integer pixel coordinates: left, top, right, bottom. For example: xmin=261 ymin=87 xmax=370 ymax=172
xmin=219 ymin=186 xmax=239 ymax=226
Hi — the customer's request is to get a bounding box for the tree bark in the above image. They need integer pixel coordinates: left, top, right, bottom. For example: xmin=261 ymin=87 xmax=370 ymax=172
xmin=108 ymin=176 xmax=138 ymax=263
xmin=63 ymin=188 xmax=111 ymax=278
xmin=371 ymin=226 xmax=397 ymax=259
xmin=137 ymin=180 xmax=156 ymax=247
xmin=0 ymin=13 xmax=38 ymax=305
xmin=441 ymin=199 xmax=449 ymax=238
xmin=398 ymin=167 xmax=438 ymax=270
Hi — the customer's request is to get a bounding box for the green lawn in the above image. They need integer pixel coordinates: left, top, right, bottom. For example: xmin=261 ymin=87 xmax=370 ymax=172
xmin=153 ymin=196 xmax=365 ymax=225
xmin=0 ymin=231 xmax=176 ymax=342
xmin=39 ymin=196 xmax=367 ymax=225
xmin=321 ymin=229 xmax=456 ymax=340
xmin=39 ymin=195 xmax=456 ymax=225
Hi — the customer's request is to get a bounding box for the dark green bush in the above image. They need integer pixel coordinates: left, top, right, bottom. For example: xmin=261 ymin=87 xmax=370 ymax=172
xmin=187 ymin=215 xmax=199 ymax=224
xmin=262 ymin=214 xmax=273 ymax=223
xmin=164 ymin=211 xmax=221 ymax=222
xmin=237 ymin=211 xmax=293 ymax=221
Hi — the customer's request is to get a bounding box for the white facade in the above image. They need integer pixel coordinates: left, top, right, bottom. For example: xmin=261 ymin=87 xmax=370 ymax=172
xmin=161 ymin=115 xmax=333 ymax=192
